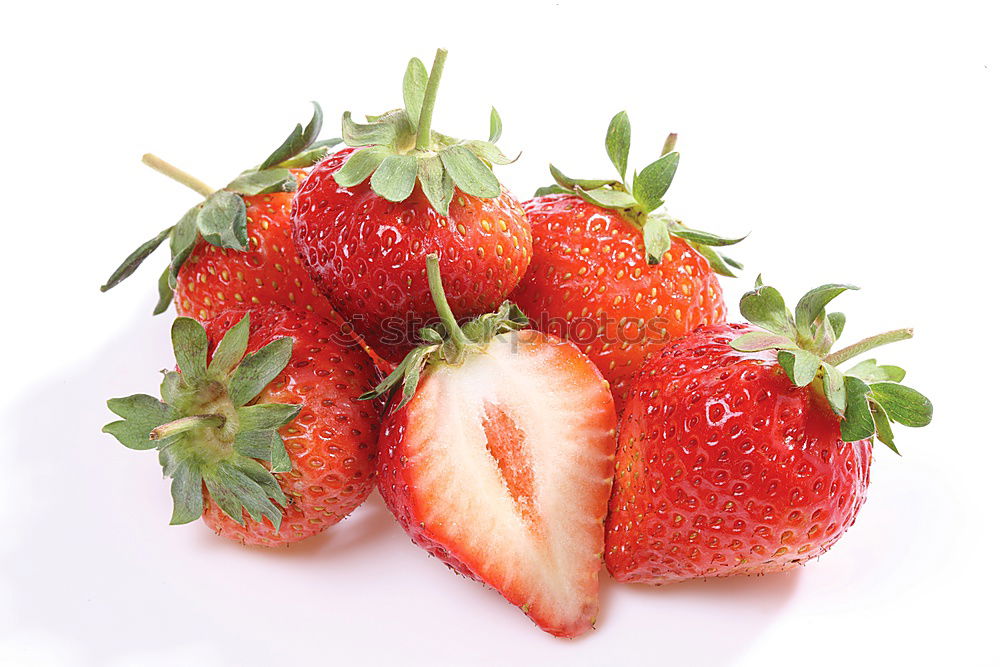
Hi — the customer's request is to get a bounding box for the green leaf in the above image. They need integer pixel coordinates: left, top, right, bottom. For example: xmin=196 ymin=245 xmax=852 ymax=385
xmin=226 ymin=168 xmax=295 ymax=195
xmin=168 ymin=205 xmax=200 ymax=283
xmin=160 ymin=371 xmax=184 ymax=405
xmin=869 ymin=382 xmax=933 ymax=427
xmin=236 ymin=403 xmax=302 ymax=432
xmin=632 ymin=152 xmax=679 ymax=213
xmin=202 ymin=474 xmax=245 ymax=525
xmin=461 ymin=140 xmax=516 ymax=166
xmin=403 ymin=57 xmax=429 ymax=131
xmin=828 ymin=312 xmax=847 ymax=340
xmin=100 ymin=226 xmax=172 ymax=292
xmin=206 ymin=462 xmax=284 ymax=529
xmin=777 ymin=349 xmax=821 ymax=387
xmin=693 ymin=244 xmax=739 ymax=278
xmin=549 ymin=165 xmax=617 ymax=191
xmin=196 ymin=190 xmax=248 ymax=250
xmin=642 ymin=216 xmax=672 ymax=264
xmin=440 ymin=145 xmax=501 ymax=198
xmin=794 ymin=284 xmax=857 ymax=342
xmin=231 ymin=456 xmax=287 ymax=505
xmin=670 ymin=226 xmax=745 ymax=247
xmin=171 ymin=317 xmax=208 ymax=381
xmin=341 ymin=111 xmax=400 ymax=147
xmin=489 ymin=107 xmax=502 ymax=143
xmin=370 ymin=153 xmax=418 ymax=202
xmin=739 ymin=285 xmax=797 ymax=339
xmin=259 ymin=101 xmax=323 ymax=170
xmin=207 ymin=313 xmax=250 ymax=376
xmin=845 ymin=359 xmax=906 ymax=383
xmin=168 ymin=460 xmax=204 ymax=525
xmin=269 ymin=430 xmax=292 ymax=474
xmin=730 ymin=331 xmax=798 ymax=352
xmin=277 ymin=144 xmax=332 ymax=168
xmin=871 ymin=402 xmax=900 ymax=454
xmin=534 ymin=184 xmax=572 ymax=197
xmin=228 ymin=336 xmax=294 ymax=407
xmin=234 ymin=429 xmax=273 ymax=460
xmin=576 ymin=187 xmax=637 ymax=209
xmin=605 ymin=111 xmax=631 ymax=180
xmin=334 ymin=145 xmax=393 ymax=187
xmin=841 ymin=376 xmax=876 ymax=442
xmin=821 ymin=362 xmax=847 ymax=416
xmin=103 ymin=394 xmax=175 ymax=450
xmin=417 ymin=156 xmax=454 ymax=216
xmin=153 ymin=266 xmax=174 ymax=316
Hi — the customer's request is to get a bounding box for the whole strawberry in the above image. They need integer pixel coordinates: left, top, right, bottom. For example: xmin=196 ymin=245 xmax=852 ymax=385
xmin=605 ymin=279 xmax=932 ymax=583
xmin=368 ymin=255 xmax=616 ymax=638
xmin=103 ymin=307 xmax=381 ymax=546
xmin=510 ymin=113 xmax=743 ymax=409
xmin=292 ymin=49 xmax=531 ymax=363
xmin=100 ymin=105 xmax=351 ymax=327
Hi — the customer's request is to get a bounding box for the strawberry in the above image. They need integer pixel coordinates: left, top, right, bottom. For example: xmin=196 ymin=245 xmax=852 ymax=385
xmin=99 ymin=105 xmax=352 ymax=327
xmin=291 ymin=49 xmax=531 ymax=363
xmin=367 ymin=254 xmax=616 ymax=637
xmin=103 ymin=307 xmax=381 ymax=546
xmin=605 ymin=278 xmax=933 ymax=583
xmin=510 ymin=113 xmax=743 ymax=409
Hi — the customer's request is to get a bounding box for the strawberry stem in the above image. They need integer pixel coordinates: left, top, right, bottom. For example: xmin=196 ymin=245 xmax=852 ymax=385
xmin=824 ymin=328 xmax=913 ymax=367
xmin=426 ymin=253 xmax=470 ymax=347
xmin=142 ymin=153 xmax=216 ymax=198
xmin=150 ymin=414 xmax=225 ymax=441
xmin=414 ymin=49 xmax=448 ymax=152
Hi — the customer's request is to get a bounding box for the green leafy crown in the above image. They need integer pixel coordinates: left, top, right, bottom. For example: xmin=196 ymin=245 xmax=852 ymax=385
xmin=730 ymin=277 xmax=933 ymax=453
xmin=360 ymin=253 xmax=528 ymax=411
xmin=100 ymin=103 xmax=341 ymax=314
xmin=333 ymin=48 xmax=515 ymax=216
xmin=536 ymin=111 xmax=744 ymax=273
xmin=103 ymin=315 xmax=302 ymax=529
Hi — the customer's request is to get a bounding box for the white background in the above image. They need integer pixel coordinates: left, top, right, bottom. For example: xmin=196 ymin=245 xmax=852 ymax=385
xmin=2 ymin=2 xmax=997 ymax=665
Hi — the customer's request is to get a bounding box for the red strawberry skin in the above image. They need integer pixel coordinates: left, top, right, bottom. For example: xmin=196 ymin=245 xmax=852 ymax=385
xmin=291 ymin=148 xmax=532 ymax=363
xmin=377 ymin=330 xmax=617 ymax=637
xmin=605 ymin=323 xmax=872 ymax=583
xmin=200 ymin=307 xmax=381 ymax=546
xmin=510 ymin=194 xmax=726 ymax=409
xmin=173 ymin=170 xmax=391 ymax=374
xmin=175 ymin=171 xmax=340 ymax=323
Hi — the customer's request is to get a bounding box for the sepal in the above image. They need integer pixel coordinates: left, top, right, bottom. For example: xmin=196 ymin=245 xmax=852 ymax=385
xmin=728 ymin=279 xmax=932 ymax=451
xmin=539 ymin=112 xmax=744 ymax=272
xmin=333 ymin=51 xmax=514 ymax=215
xmin=103 ymin=315 xmax=303 ymax=531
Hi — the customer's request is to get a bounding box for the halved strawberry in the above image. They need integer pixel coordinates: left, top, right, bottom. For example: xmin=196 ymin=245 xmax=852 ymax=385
xmin=370 ymin=255 xmax=616 ymax=638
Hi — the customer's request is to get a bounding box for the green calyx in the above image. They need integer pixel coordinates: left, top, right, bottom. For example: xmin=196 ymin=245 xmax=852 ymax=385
xmin=334 ymin=48 xmax=516 ymax=216
xmin=535 ymin=111 xmax=745 ymax=274
xmin=103 ymin=314 xmax=302 ymax=530
xmin=360 ymin=253 xmax=528 ymax=411
xmin=730 ymin=276 xmax=933 ymax=453
xmin=100 ymin=103 xmax=342 ymax=314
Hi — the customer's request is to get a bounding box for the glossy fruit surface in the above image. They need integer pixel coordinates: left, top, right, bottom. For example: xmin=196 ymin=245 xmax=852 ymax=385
xmin=510 ymin=194 xmax=725 ymax=408
xmin=292 ymin=147 xmax=532 ymax=362
xmin=378 ymin=329 xmax=616 ymax=637
xmin=605 ymin=323 xmax=872 ymax=583
xmin=175 ymin=171 xmax=339 ymax=322
xmin=199 ymin=307 xmax=381 ymax=545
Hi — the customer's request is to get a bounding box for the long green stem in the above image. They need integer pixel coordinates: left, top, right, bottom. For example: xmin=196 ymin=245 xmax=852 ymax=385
xmin=414 ymin=49 xmax=448 ymax=151
xmin=142 ymin=153 xmax=216 ymax=198
xmin=150 ymin=414 xmax=225 ymax=441
xmin=426 ymin=253 xmax=470 ymax=347
xmin=824 ymin=328 xmax=913 ymax=367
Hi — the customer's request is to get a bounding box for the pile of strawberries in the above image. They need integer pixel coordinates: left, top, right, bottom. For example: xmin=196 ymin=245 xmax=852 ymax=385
xmin=102 ymin=49 xmax=932 ymax=638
